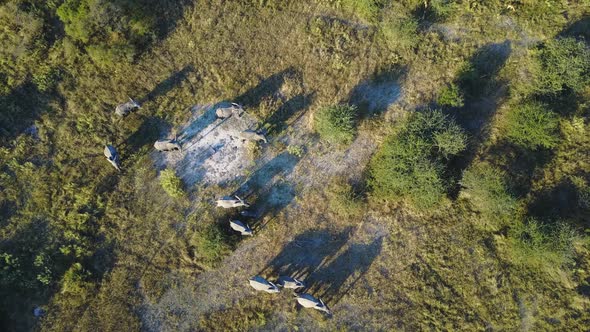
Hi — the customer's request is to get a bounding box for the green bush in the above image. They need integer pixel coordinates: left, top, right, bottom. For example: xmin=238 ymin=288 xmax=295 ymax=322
xmin=437 ymin=83 xmax=464 ymax=108
xmin=507 ymin=219 xmax=578 ymax=269
xmin=190 ymin=223 xmax=232 ymax=267
xmin=314 ymin=104 xmax=358 ymax=145
xmin=380 ymin=14 xmax=419 ymax=50
xmin=338 ymin=0 xmax=387 ymax=21
xmin=160 ymin=169 xmax=186 ymax=198
xmin=369 ymin=109 xmax=466 ymax=208
xmin=536 ymin=37 xmax=590 ymax=96
xmin=460 ymin=163 xmax=517 ymax=228
xmin=505 ymin=102 xmax=560 ymax=150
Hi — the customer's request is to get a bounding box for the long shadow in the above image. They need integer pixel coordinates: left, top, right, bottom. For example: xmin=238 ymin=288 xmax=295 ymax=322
xmin=487 ymin=140 xmax=553 ymax=198
xmin=123 ymin=116 xmax=171 ymax=154
xmin=0 ymin=82 xmax=50 ymax=145
xmin=305 ymin=237 xmax=383 ymax=306
xmin=177 ymin=103 xmax=228 ymax=144
xmin=526 ymin=177 xmax=588 ymax=226
xmin=445 ymin=41 xmax=512 ymax=198
xmin=262 ymin=92 xmax=315 ymax=136
xmin=139 ymin=65 xmax=194 ymax=104
xmin=234 ymin=67 xmax=301 ymax=109
xmin=347 ymin=66 xmax=406 ymax=119
xmin=234 ymin=151 xmax=300 ymax=199
xmin=559 ymin=16 xmax=590 ymax=40
xmin=0 ymin=219 xmax=72 ymax=331
xmin=259 ymin=227 xmax=354 ymax=280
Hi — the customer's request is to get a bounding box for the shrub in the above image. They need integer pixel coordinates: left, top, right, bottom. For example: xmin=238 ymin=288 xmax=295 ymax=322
xmin=314 ymin=104 xmax=358 ymax=145
xmin=437 ymin=83 xmax=464 ymax=108
xmin=286 ymin=144 xmax=304 ymax=157
xmin=369 ymin=109 xmax=466 ymax=208
xmin=507 ymin=219 xmax=578 ymax=269
xmin=536 ymin=38 xmax=590 ymax=96
xmin=190 ymin=223 xmax=232 ymax=267
xmin=505 ymin=102 xmax=560 ymax=150
xmin=339 ymin=0 xmax=387 ymax=21
xmin=380 ymin=14 xmax=419 ymax=50
xmin=460 ymin=163 xmax=517 ymax=228
xmin=160 ymin=169 xmax=185 ymax=198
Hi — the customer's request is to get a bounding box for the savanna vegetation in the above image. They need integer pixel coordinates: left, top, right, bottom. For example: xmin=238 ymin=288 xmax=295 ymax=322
xmin=1 ymin=0 xmax=589 ymax=331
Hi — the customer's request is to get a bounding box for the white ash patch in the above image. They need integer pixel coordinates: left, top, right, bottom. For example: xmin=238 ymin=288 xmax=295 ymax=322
xmin=154 ymin=103 xmax=259 ymax=186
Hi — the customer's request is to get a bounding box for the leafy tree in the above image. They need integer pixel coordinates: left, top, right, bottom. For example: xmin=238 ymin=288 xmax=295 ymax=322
xmin=369 ymin=109 xmax=466 ymax=208
xmin=536 ymin=37 xmax=590 ymax=96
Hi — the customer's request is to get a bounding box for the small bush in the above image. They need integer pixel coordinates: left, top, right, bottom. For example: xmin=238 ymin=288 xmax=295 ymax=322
xmin=286 ymin=144 xmax=304 ymax=157
xmin=505 ymin=102 xmax=560 ymax=150
xmin=369 ymin=109 xmax=466 ymax=208
xmin=536 ymin=38 xmax=590 ymax=96
xmin=437 ymin=83 xmax=464 ymax=108
xmin=314 ymin=104 xmax=358 ymax=145
xmin=339 ymin=0 xmax=387 ymax=21
xmin=190 ymin=223 xmax=232 ymax=267
xmin=461 ymin=163 xmax=517 ymax=228
xmin=160 ymin=169 xmax=185 ymax=198
xmin=507 ymin=219 xmax=578 ymax=269
xmin=380 ymin=14 xmax=418 ymax=50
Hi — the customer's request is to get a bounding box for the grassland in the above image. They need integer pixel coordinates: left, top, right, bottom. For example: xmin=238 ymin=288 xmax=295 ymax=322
xmin=0 ymin=0 xmax=589 ymax=331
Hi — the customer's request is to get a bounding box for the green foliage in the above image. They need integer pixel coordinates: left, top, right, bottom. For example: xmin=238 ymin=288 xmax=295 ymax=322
xmin=535 ymin=38 xmax=590 ymax=96
xmin=190 ymin=223 xmax=232 ymax=267
xmin=0 ymin=1 xmax=48 ymax=94
xmin=286 ymin=144 xmax=304 ymax=157
xmin=504 ymin=102 xmax=560 ymax=150
xmin=60 ymin=262 xmax=91 ymax=296
xmin=437 ymin=83 xmax=464 ymax=107
xmin=380 ymin=12 xmax=419 ymax=50
xmin=336 ymin=0 xmax=386 ymax=21
xmin=461 ymin=163 xmax=517 ymax=228
xmin=507 ymin=219 xmax=578 ymax=269
xmin=314 ymin=104 xmax=358 ymax=145
xmin=56 ymin=0 xmax=157 ymax=65
xmin=160 ymin=169 xmax=186 ymax=198
xmin=369 ymin=109 xmax=466 ymax=208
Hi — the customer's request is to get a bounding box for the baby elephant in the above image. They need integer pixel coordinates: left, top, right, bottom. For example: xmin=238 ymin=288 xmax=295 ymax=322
xmin=277 ymin=276 xmax=305 ymax=289
xmin=249 ymin=276 xmax=280 ymax=293
xmin=229 ymin=220 xmax=253 ymax=236
xmin=115 ymin=98 xmax=141 ymax=117
xmin=237 ymin=130 xmax=267 ymax=143
xmin=104 ymin=145 xmax=121 ymax=171
xmin=216 ymin=196 xmax=249 ymax=208
xmin=154 ymin=138 xmax=181 ymax=152
xmin=294 ymin=293 xmax=331 ymax=314
xmin=216 ymin=103 xmax=244 ymax=119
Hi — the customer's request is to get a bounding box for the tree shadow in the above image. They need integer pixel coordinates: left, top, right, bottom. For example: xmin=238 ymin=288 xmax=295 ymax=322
xmin=139 ymin=65 xmax=194 ymax=104
xmin=234 ymin=151 xmax=301 ymax=198
xmin=234 ymin=67 xmax=301 ymax=109
xmin=262 ymin=92 xmax=315 ymax=136
xmin=559 ymin=16 xmax=590 ymax=40
xmin=0 ymin=82 xmax=51 ymax=145
xmin=445 ymin=41 xmax=512 ymax=198
xmin=305 ymin=237 xmax=383 ymax=306
xmin=259 ymin=227 xmax=354 ymax=281
xmin=487 ymin=141 xmax=553 ymax=198
xmin=526 ymin=177 xmax=587 ymax=225
xmin=123 ymin=116 xmax=171 ymax=154
xmin=347 ymin=65 xmax=406 ymax=119
xmin=0 ymin=219 xmax=70 ymax=331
